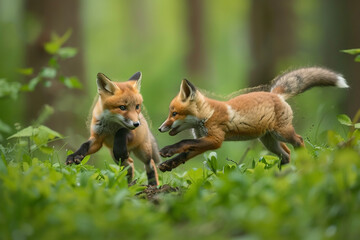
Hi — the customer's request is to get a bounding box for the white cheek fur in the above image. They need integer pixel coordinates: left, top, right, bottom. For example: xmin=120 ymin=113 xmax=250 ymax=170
xmin=93 ymin=110 xmax=127 ymax=134
xmin=172 ymin=115 xmax=201 ymax=132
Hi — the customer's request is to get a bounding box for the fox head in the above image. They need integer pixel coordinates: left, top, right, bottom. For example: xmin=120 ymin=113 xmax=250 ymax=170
xmin=159 ymin=79 xmax=207 ymax=136
xmin=96 ymin=72 xmax=143 ymax=130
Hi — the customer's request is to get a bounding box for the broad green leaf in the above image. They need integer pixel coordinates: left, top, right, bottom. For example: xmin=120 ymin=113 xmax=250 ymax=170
xmin=327 ymin=130 xmax=344 ymax=146
xmin=22 ymin=154 xmax=32 ymax=164
xmin=355 ymin=55 xmax=360 ymax=62
xmin=28 ymin=77 xmax=41 ymax=91
xmin=39 ymin=146 xmax=54 ymax=154
xmin=34 ymin=129 xmax=50 ymax=145
xmin=22 ymin=161 xmax=30 ymax=171
xmin=78 ymin=171 xmax=93 ymax=187
xmin=223 ymin=164 xmax=237 ymax=174
xmin=0 ymin=79 xmax=21 ymax=98
xmin=31 ymin=158 xmax=39 ymax=166
xmin=7 ymin=125 xmax=62 ymax=141
xmin=44 ymin=29 xmax=72 ymax=54
xmin=44 ymin=41 xmax=60 ymax=54
xmin=18 ymin=68 xmax=34 ymax=76
xmin=37 ymin=125 xmax=63 ymax=139
xmin=259 ymin=155 xmax=280 ymax=169
xmin=81 ymin=155 xmax=91 ymax=165
xmin=341 ymin=48 xmax=360 ymax=55
xmin=8 ymin=126 xmax=36 ymax=139
xmin=48 ymin=57 xmax=59 ymax=68
xmin=44 ymin=80 xmax=52 ymax=87
xmin=54 ymin=29 xmax=72 ymax=45
xmin=355 ymin=123 xmax=360 ymax=129
xmin=337 ymin=114 xmax=353 ymax=126
xmin=58 ymin=47 xmax=78 ymax=59
xmin=205 ymin=151 xmax=218 ymax=174
xmin=40 ymin=67 xmax=57 ymax=79
xmin=60 ymin=76 xmax=82 ymax=89
xmin=20 ymin=84 xmax=30 ymax=91
xmin=67 ymin=150 xmax=74 ymax=155
xmin=184 ymin=168 xmax=205 ymax=184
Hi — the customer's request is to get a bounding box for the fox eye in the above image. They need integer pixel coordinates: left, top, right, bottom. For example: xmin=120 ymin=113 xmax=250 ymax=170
xmin=135 ymin=104 xmax=140 ymax=110
xmin=119 ymin=105 xmax=127 ymax=111
xmin=172 ymin=112 xmax=178 ymax=117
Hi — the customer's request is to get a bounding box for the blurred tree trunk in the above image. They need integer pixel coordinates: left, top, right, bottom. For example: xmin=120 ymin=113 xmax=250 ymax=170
xmin=249 ymin=0 xmax=296 ymax=86
xmin=186 ymin=0 xmax=205 ymax=77
xmin=321 ymin=0 xmax=360 ymax=116
xmin=24 ymin=0 xmax=85 ymax=131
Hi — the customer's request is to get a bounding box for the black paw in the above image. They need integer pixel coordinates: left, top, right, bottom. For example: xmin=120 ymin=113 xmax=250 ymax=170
xmin=158 ymin=152 xmax=188 ymax=172
xmin=158 ymin=160 xmax=174 ymax=172
xmin=159 ymin=146 xmax=177 ymax=158
xmin=66 ymin=154 xmax=83 ymax=165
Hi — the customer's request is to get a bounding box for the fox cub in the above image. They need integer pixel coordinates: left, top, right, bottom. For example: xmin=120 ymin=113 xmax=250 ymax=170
xmin=66 ymin=72 xmax=160 ymax=185
xmin=158 ymin=67 xmax=349 ymax=172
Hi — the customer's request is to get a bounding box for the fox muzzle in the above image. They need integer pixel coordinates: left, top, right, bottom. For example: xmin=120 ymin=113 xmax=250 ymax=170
xmin=158 ymin=121 xmax=171 ymax=132
xmin=133 ymin=121 xmax=140 ymax=128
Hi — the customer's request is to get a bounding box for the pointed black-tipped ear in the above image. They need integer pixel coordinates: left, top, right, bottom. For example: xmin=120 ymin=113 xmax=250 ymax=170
xmin=128 ymin=71 xmax=142 ymax=91
xmin=179 ymin=79 xmax=196 ymax=101
xmin=97 ymin=73 xmax=119 ymax=95
xmin=129 ymin=72 xmax=142 ymax=81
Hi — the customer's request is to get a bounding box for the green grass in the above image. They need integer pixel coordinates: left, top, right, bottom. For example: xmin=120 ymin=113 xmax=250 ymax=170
xmin=1 ymin=121 xmax=360 ymax=240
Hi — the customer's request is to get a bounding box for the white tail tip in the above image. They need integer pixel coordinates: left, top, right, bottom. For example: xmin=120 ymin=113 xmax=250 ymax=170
xmin=336 ymin=75 xmax=349 ymax=88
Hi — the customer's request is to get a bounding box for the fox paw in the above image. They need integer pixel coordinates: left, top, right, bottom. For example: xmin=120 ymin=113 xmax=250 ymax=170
xmin=66 ymin=154 xmax=83 ymax=165
xmin=158 ymin=160 xmax=174 ymax=172
xmin=159 ymin=146 xmax=177 ymax=158
xmin=159 ymin=152 xmax=188 ymax=172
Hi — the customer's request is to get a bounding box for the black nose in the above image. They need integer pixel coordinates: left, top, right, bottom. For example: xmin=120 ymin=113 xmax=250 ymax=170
xmin=133 ymin=122 xmax=140 ymax=128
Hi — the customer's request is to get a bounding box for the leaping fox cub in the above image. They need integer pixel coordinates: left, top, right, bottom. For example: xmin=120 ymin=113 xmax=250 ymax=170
xmin=158 ymin=67 xmax=349 ymax=172
xmin=66 ymin=72 xmax=160 ymax=185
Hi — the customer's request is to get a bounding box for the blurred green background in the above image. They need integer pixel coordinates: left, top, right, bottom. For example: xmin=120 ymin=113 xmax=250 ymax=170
xmin=0 ymin=0 xmax=359 ymax=170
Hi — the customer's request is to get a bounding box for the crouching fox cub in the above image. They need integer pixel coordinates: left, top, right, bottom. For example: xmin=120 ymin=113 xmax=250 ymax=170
xmin=66 ymin=72 xmax=160 ymax=185
xmin=158 ymin=67 xmax=349 ymax=172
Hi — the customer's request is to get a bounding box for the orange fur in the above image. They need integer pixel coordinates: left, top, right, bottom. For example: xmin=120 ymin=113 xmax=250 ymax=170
xmin=158 ymin=67 xmax=348 ymax=172
xmin=66 ymin=72 xmax=160 ymax=185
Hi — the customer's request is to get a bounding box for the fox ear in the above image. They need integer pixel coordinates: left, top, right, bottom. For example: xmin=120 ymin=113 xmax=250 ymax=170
xmin=128 ymin=71 xmax=142 ymax=91
xmin=180 ymin=79 xmax=196 ymax=101
xmin=97 ymin=73 xmax=119 ymax=95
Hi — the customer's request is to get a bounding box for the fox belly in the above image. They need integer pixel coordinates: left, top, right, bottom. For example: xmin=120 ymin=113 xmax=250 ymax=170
xmin=223 ymin=92 xmax=292 ymax=141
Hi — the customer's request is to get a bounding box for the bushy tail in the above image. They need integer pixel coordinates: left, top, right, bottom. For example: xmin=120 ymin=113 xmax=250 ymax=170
xmin=270 ymin=67 xmax=349 ymax=99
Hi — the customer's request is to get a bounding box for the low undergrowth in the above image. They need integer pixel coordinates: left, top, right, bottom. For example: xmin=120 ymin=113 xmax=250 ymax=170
xmin=0 ymin=114 xmax=360 ymax=240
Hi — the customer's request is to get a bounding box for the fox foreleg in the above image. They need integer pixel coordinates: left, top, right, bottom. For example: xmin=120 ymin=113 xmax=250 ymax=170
xmin=66 ymin=141 xmax=91 ymax=165
xmin=159 ymin=136 xmax=223 ymax=172
xmin=159 ymin=139 xmax=204 ymax=157
xmin=66 ymin=136 xmax=104 ymax=165
xmin=113 ymin=128 xmax=129 ymax=164
xmin=158 ymin=152 xmax=189 ymax=172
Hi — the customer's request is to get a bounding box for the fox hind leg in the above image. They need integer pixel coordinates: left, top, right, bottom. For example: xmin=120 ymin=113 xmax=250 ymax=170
xmin=145 ymin=159 xmax=159 ymax=186
xmin=123 ymin=157 xmax=135 ymax=182
xmin=274 ymin=125 xmax=305 ymax=148
xmin=134 ymin=147 xmax=159 ymax=186
xmin=260 ymin=133 xmax=290 ymax=164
